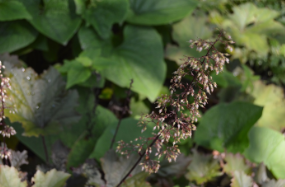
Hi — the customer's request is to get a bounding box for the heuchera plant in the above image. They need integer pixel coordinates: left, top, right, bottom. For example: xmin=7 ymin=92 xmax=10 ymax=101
xmin=0 ymin=61 xmax=16 ymax=159
xmin=116 ymin=30 xmax=234 ymax=186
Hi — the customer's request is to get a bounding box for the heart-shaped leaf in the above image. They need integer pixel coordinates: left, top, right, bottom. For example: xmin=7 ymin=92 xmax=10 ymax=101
xmin=0 ymin=0 xmax=31 ymax=21
xmin=194 ymin=102 xmax=263 ymax=153
xmin=244 ymin=126 xmax=285 ymax=179
xmin=80 ymin=0 xmax=128 ymax=39
xmin=80 ymin=25 xmax=166 ymax=101
xmin=20 ymin=0 xmax=81 ymax=44
xmin=127 ymin=0 xmax=197 ymax=25
xmin=0 ymin=21 xmax=37 ymax=53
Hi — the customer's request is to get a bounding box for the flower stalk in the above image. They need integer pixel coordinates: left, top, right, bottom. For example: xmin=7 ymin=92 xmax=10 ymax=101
xmin=116 ymin=30 xmax=234 ymax=186
xmin=0 ymin=61 xmax=16 ymax=161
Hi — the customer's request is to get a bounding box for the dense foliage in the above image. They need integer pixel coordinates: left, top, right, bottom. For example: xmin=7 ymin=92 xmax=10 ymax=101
xmin=0 ymin=0 xmax=285 ymax=187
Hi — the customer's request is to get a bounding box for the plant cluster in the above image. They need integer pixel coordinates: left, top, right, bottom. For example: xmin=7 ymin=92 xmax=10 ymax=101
xmin=0 ymin=0 xmax=285 ymax=187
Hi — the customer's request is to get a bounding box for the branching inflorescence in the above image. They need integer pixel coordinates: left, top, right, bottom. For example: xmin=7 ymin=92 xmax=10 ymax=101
xmin=116 ymin=30 xmax=234 ymax=182
xmin=0 ymin=61 xmax=16 ymax=160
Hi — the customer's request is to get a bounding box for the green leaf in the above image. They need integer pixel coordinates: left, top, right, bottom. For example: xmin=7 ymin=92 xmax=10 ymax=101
xmin=127 ymin=0 xmax=197 ymax=25
xmin=90 ymin=117 xmax=152 ymax=160
xmin=244 ymin=126 xmax=285 ymax=179
xmin=0 ymin=166 xmax=27 ymax=187
xmin=20 ymin=0 xmax=81 ymax=44
xmin=0 ymin=0 xmax=31 ymax=21
xmin=74 ymin=0 xmax=86 ymax=15
xmin=165 ymin=14 xmax=212 ymax=64
xmin=185 ymin=150 xmax=222 ymax=184
xmin=230 ymin=171 xmax=253 ymax=187
xmin=81 ymin=0 xmax=128 ymax=39
xmin=65 ymin=90 xmax=117 ymax=167
xmin=101 ymin=25 xmax=166 ymax=102
xmin=66 ymin=134 xmax=96 ymax=168
xmin=77 ymin=73 xmax=105 ymax=88
xmin=211 ymin=70 xmax=241 ymax=88
xmin=80 ymin=25 xmax=166 ymax=101
xmin=248 ymin=80 xmax=285 ymax=131
xmin=129 ymin=98 xmax=149 ymax=117
xmin=64 ymin=59 xmax=92 ymax=89
xmin=5 ymin=67 xmax=79 ymax=136
xmin=32 ymin=169 xmax=71 ymax=187
xmin=78 ymin=26 xmax=112 ymax=52
xmin=0 ymin=21 xmax=37 ymax=53
xmin=194 ymin=101 xmax=263 ymax=153
xmin=223 ymin=153 xmax=251 ymax=175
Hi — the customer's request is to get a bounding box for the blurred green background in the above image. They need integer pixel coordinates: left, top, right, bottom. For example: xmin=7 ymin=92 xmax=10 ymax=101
xmin=1 ymin=0 xmax=285 ymax=186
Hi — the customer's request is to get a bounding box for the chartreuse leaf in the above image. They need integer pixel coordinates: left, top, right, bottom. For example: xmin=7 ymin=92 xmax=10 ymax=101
xmin=90 ymin=117 xmax=152 ymax=160
xmin=248 ymin=81 xmax=285 ymax=131
xmin=185 ymin=150 xmax=222 ymax=184
xmin=213 ymin=3 xmax=285 ymax=57
xmin=0 ymin=0 xmax=31 ymax=21
xmin=194 ymin=102 xmax=263 ymax=153
xmin=244 ymin=126 xmax=285 ymax=179
xmin=127 ymin=0 xmax=197 ymax=25
xmin=166 ymin=14 xmax=212 ymax=64
xmin=230 ymin=171 xmax=253 ymax=187
xmin=0 ymin=21 xmax=37 ymax=53
xmin=32 ymin=169 xmax=70 ymax=187
xmin=80 ymin=0 xmax=128 ymax=39
xmin=5 ymin=67 xmax=79 ymax=136
xmin=80 ymin=25 xmax=166 ymax=102
xmin=19 ymin=0 xmax=81 ymax=44
xmin=223 ymin=153 xmax=251 ymax=175
xmin=0 ymin=166 xmax=27 ymax=187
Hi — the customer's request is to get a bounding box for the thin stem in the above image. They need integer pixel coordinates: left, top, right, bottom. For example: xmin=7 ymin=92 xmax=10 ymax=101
xmin=116 ymin=134 xmax=160 ymax=187
xmin=110 ymin=119 xmax=122 ymax=149
xmin=41 ymin=135 xmax=49 ymax=163
xmin=110 ymin=79 xmax=133 ymax=149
